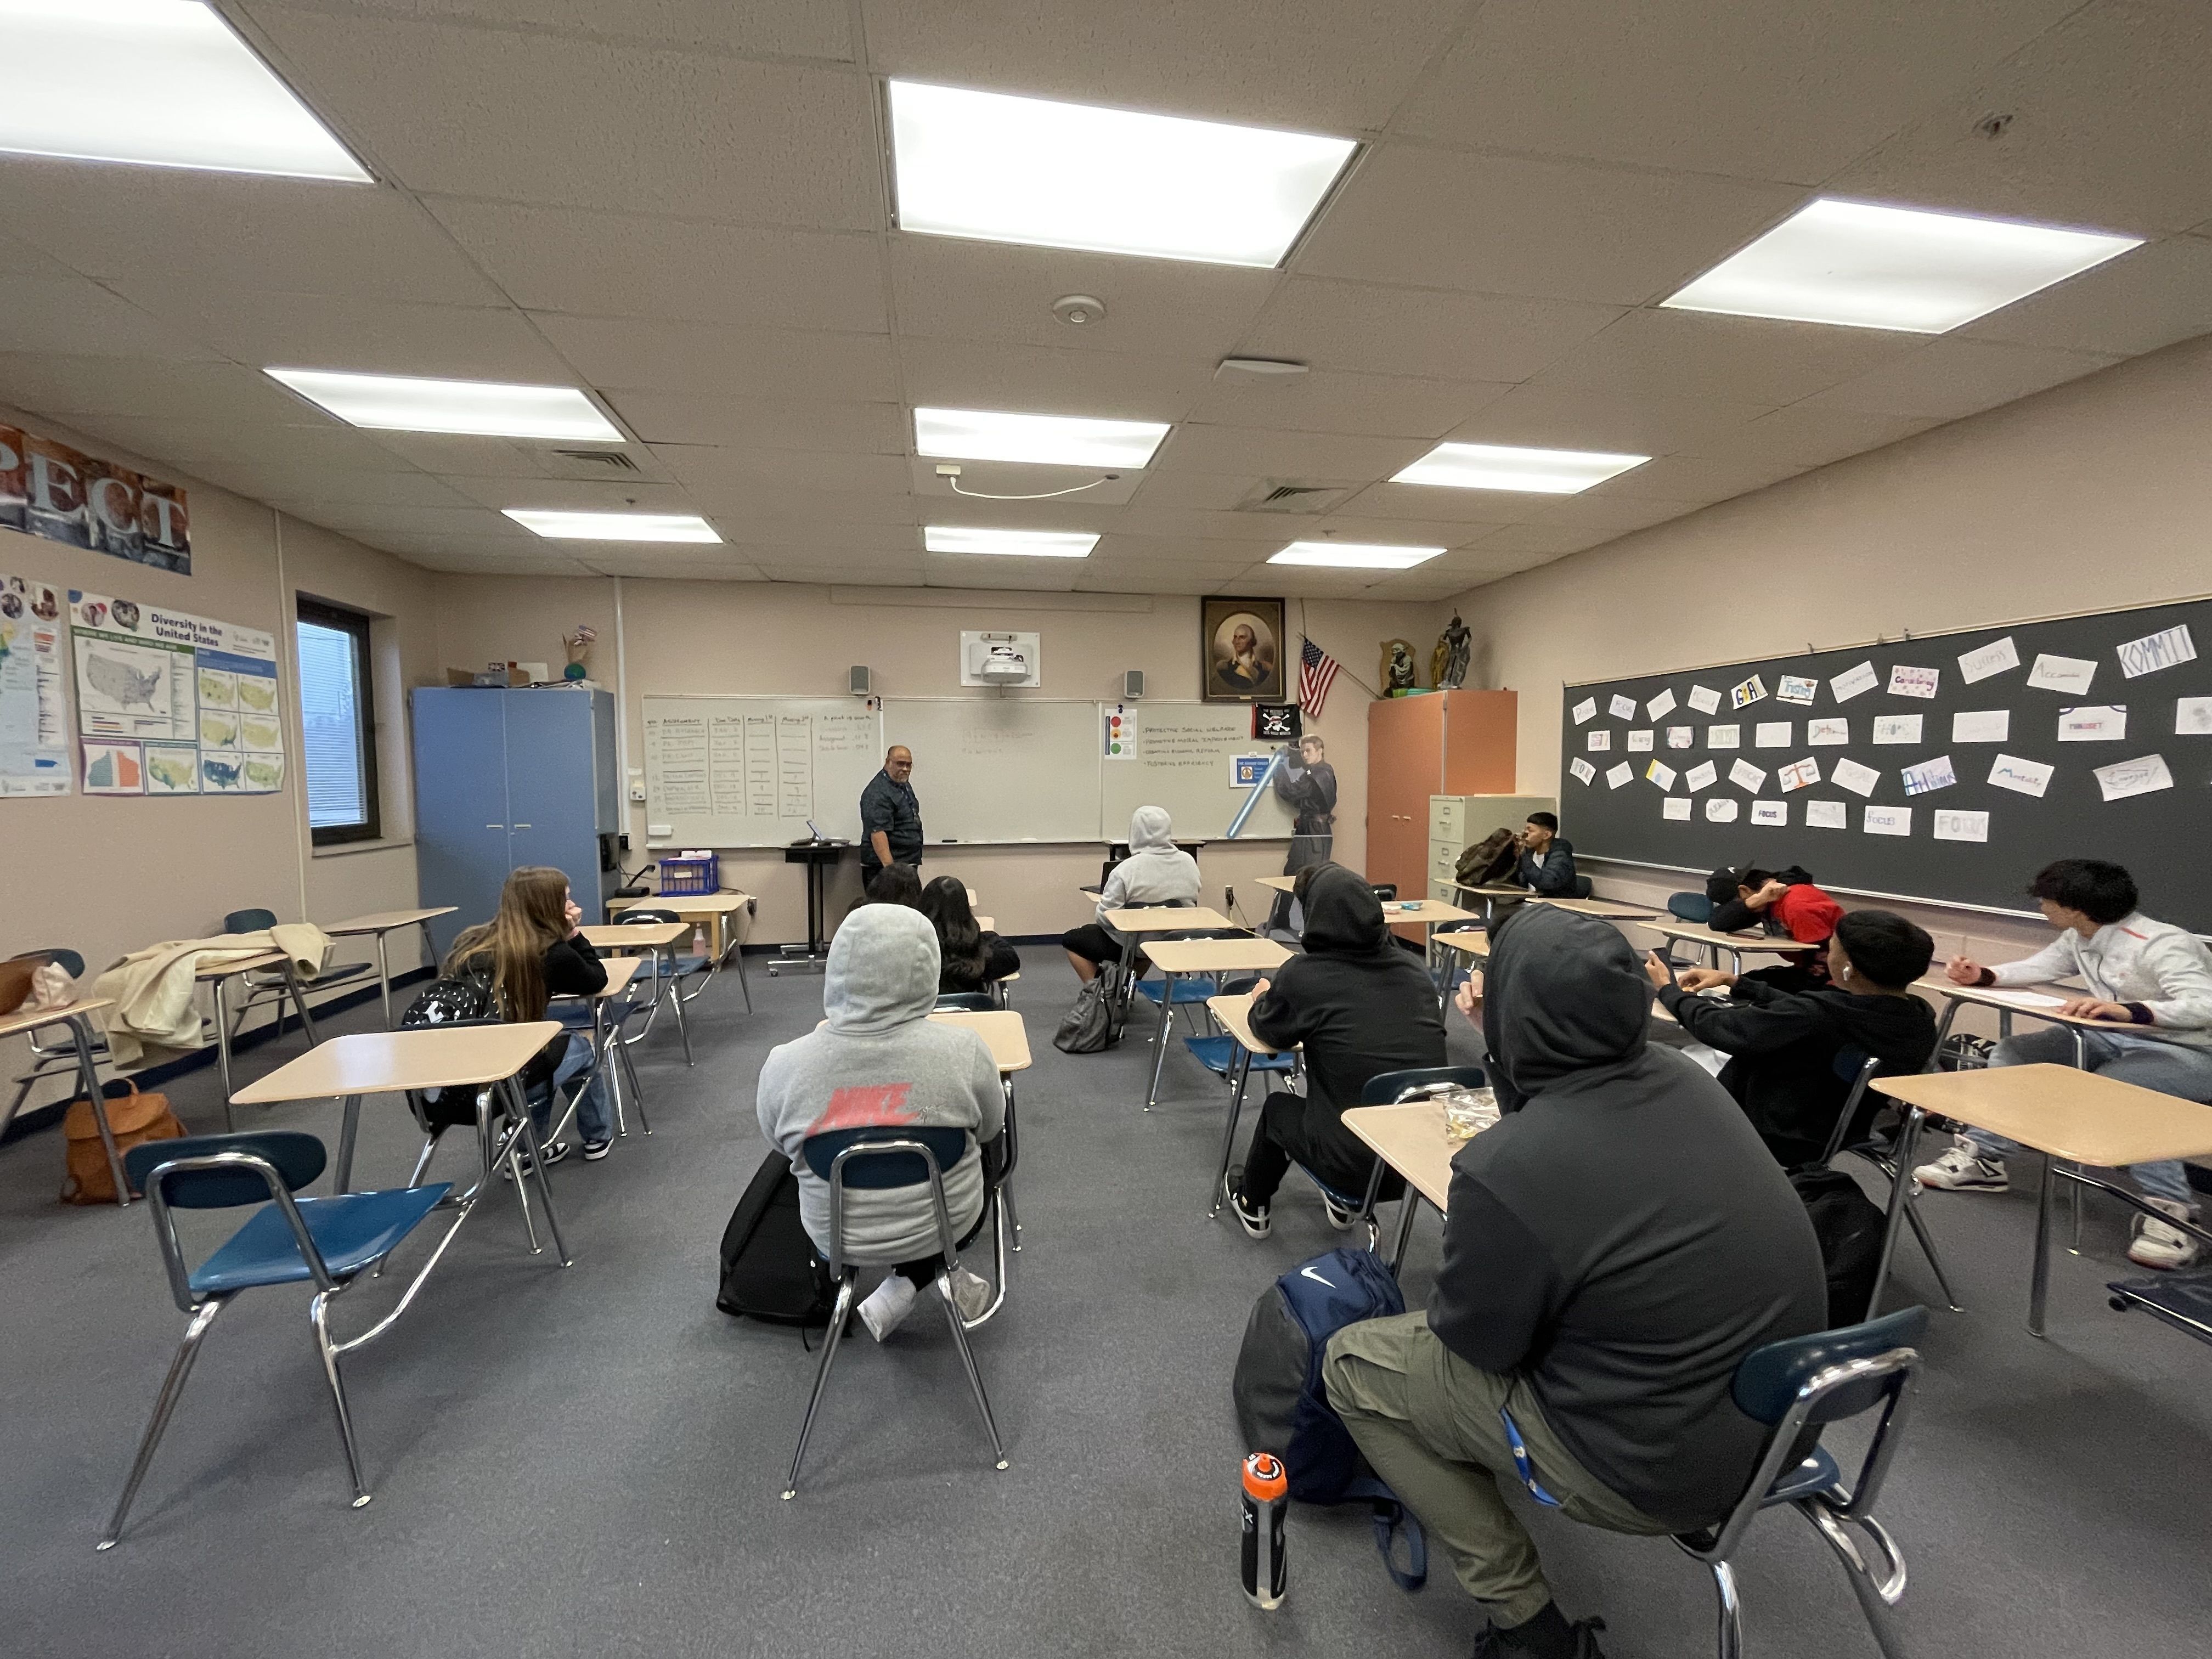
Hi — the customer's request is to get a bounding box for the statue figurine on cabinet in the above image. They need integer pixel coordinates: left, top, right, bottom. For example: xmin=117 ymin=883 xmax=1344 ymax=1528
xmin=1381 ymin=637 xmax=1418 ymax=693
xmin=1433 ymin=613 xmax=1472 ymax=690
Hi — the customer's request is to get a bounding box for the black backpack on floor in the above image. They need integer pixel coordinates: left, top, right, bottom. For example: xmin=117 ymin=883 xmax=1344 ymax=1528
xmin=1790 ymin=1165 xmax=1886 ymax=1327
xmin=717 ymin=1149 xmax=837 ymax=1327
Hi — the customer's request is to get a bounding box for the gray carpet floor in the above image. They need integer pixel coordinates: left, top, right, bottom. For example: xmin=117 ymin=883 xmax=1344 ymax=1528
xmin=5 ymin=958 xmax=2210 ymax=1658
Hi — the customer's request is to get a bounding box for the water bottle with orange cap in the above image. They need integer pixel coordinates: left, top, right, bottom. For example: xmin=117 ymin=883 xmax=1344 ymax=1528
xmin=1240 ymin=1451 xmax=1288 ymax=1609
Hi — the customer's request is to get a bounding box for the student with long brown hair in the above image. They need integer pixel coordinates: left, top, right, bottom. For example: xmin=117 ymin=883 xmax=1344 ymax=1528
xmin=444 ymin=865 xmax=618 ymax=1165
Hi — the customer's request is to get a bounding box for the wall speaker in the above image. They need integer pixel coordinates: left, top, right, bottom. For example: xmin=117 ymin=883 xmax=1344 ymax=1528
xmin=1122 ymin=669 xmax=1146 ymax=699
xmin=849 ymin=665 xmax=873 ymax=696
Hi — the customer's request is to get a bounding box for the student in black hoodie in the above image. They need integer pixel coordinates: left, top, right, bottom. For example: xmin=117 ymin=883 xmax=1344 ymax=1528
xmin=1324 ymin=905 xmax=1826 ymax=1659
xmin=1511 ymin=812 xmax=1579 ymax=897
xmin=1650 ymin=907 xmax=1938 ymax=1168
xmin=1224 ymin=863 xmax=1447 ymax=1235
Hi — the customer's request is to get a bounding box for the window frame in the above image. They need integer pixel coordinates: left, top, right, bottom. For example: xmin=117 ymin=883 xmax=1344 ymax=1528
xmin=296 ymin=596 xmax=381 ymax=846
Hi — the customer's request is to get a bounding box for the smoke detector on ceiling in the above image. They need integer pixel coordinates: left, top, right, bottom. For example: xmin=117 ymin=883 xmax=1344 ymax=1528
xmin=1052 ymin=294 xmax=1107 ymax=325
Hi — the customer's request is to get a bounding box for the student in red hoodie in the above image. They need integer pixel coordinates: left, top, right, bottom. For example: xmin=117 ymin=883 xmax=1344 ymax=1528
xmin=1705 ymin=864 xmax=1843 ymax=990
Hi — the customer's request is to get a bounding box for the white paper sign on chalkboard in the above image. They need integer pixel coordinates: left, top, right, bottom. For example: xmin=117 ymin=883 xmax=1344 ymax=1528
xmin=1570 ymin=757 xmax=1596 ymax=785
xmin=2028 ymin=653 xmax=2097 ymax=694
xmin=1662 ymin=796 xmax=1691 ymax=820
xmin=1728 ymin=758 xmax=1767 ymax=792
xmin=1708 ymin=724 xmax=1740 ymax=749
xmin=1645 ymin=760 xmax=1675 ymax=790
xmin=1958 ymin=637 xmax=2019 ymax=683
xmin=1573 ymin=697 xmax=1598 ymax=724
xmin=1830 ymin=662 xmax=1879 ymax=702
xmin=1806 ymin=800 xmax=1848 ymax=830
xmin=2117 ymin=625 xmax=2195 ymax=679
xmin=1832 ymin=758 xmax=1881 ymax=797
xmin=1934 ymin=810 xmax=1990 ymax=843
xmin=2057 ymin=706 xmax=2126 ymax=742
xmin=1864 ymin=805 xmax=1912 ymax=837
xmin=1901 ymin=755 xmax=1957 ymax=795
xmin=1754 ymin=721 xmax=1791 ymax=748
xmin=1988 ymin=754 xmax=2053 ymax=797
xmin=1951 ymin=709 xmax=2009 ymax=744
xmin=1808 ymin=718 xmax=1849 ymax=746
xmin=1706 ymin=797 xmax=1739 ymax=822
xmin=1606 ymin=763 xmax=1633 ymax=788
xmin=1751 ymin=800 xmax=1787 ymax=826
xmin=2094 ymin=754 xmax=2173 ymax=802
xmin=1685 ymin=760 xmax=1717 ymax=791
xmin=1688 ymin=685 xmax=1722 ymax=714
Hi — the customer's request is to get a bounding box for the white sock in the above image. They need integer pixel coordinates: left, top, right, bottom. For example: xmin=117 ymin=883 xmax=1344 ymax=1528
xmin=857 ymin=1274 xmax=918 ymax=1341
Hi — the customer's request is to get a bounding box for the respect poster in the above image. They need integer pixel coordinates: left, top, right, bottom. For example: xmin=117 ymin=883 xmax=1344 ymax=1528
xmin=69 ymin=590 xmax=284 ymax=795
xmin=0 ymin=572 xmax=69 ymax=795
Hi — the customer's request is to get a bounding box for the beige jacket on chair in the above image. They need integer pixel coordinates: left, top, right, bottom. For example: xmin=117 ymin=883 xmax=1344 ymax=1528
xmin=92 ymin=924 xmax=334 ymax=1069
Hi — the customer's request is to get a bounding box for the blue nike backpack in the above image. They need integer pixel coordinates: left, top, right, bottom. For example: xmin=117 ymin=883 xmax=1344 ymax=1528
xmin=1232 ymin=1246 xmax=1427 ymax=1589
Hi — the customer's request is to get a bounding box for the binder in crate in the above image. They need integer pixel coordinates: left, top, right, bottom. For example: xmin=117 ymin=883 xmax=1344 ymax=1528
xmin=658 ymin=854 xmax=719 ymax=896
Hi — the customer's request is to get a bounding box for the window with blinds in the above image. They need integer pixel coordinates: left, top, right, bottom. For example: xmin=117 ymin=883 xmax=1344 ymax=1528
xmin=297 ymin=599 xmax=380 ymax=845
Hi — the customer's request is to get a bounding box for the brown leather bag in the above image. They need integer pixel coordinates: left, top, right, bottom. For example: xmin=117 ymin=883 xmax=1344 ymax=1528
xmin=61 ymin=1081 xmax=187 ymax=1205
xmin=0 ymin=955 xmax=36 ymax=1016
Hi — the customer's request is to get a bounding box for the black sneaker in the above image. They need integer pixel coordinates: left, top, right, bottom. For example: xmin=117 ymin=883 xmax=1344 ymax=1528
xmin=581 ymin=1138 xmax=613 ymax=1161
xmin=1320 ymin=1190 xmax=1359 ymax=1232
xmin=1222 ymin=1168 xmax=1271 ymax=1239
xmin=503 ymin=1139 xmax=572 ymax=1179
xmin=1472 ymin=1615 xmax=1607 ymax=1659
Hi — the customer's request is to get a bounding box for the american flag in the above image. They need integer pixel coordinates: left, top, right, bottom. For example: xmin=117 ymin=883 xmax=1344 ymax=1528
xmin=1298 ymin=637 xmax=1342 ymax=716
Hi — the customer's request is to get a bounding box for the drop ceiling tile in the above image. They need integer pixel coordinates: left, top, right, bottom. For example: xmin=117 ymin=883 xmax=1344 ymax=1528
xmin=906 ymin=458 xmax=1145 ymax=506
xmin=359 ymin=432 xmax=555 ymax=476
xmin=535 ymin=315 xmax=898 ymax=400
xmin=441 ymin=476 xmax=701 ymax=514
xmin=1447 ymin=384 xmax=1774 ymax=456
xmin=0 ymin=228 xmax=74 ymax=279
xmin=709 ymin=521 xmax=920 ymax=552
xmin=656 ymin=444 xmax=911 ymax=495
xmin=1395 ymin=0 xmax=2081 ymax=184
xmin=247 ymin=8 xmax=881 ymax=224
xmin=889 ymin=237 xmax=1278 ymax=359
xmin=1124 ymin=471 xmax=1266 ymax=512
xmin=1527 ymin=493 xmax=1702 ymax=533
xmin=424 ymin=200 xmax=886 ymax=331
xmin=751 ymin=560 xmax=928 ymax=584
xmin=1693 ymin=405 xmax=1942 ymax=469
xmin=1237 ymin=279 xmax=1624 ymax=383
xmin=65 ymin=415 xmax=419 ymax=480
xmin=1108 ymin=507 xmax=1335 ymax=545
xmin=1580 ymin=453 xmax=1802 ymax=503
xmin=1152 ymin=424 xmax=1429 ymax=480
xmin=288 ymin=503 xmax=533 ymax=539
xmin=1073 ymin=561 xmax=1253 ymax=595
xmin=255 ymin=0 xmax=856 ymax=58
xmin=0 ymin=354 xmax=331 ymax=426
xmin=1526 ymin=309 xmax=1925 ymax=407
xmin=1802 ymin=337 xmax=2120 ymax=420
xmin=1961 ymin=235 xmax=2212 ymax=356
xmin=1297 ymin=146 xmax=1804 ymax=306
xmin=1331 ymin=482 xmax=1543 ymax=526
xmin=572 ymin=552 xmax=771 ymax=581
xmin=601 ymin=392 xmax=903 ymax=453
xmin=919 ymin=555 xmax=1082 ymax=593
xmin=679 ymin=482 xmax=921 ymax=526
xmin=1306 ymin=514 xmax=1515 ymax=549
xmin=1188 ymin=369 xmax=1511 ymax=440
xmin=860 ymin=0 xmax=1466 ymax=131
xmin=407 ymin=547 xmax=600 ymax=575
xmin=1448 ymin=520 xmax=1624 ymax=561
xmin=895 ymin=335 xmax=1214 ymax=424
xmin=0 ymin=278 xmax=217 ymax=362
xmin=264 ymin=472 xmax=483 ymax=511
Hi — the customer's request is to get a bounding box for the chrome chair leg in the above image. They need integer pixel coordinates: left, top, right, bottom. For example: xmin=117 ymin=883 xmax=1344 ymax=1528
xmin=98 ymin=1297 xmax=228 ymax=1550
xmin=732 ymin=947 xmax=752 ymax=1013
xmin=1802 ymin=1503 xmax=1909 ymax=1659
xmin=783 ymin=1276 xmax=857 ymax=1499
xmin=934 ymin=1272 xmax=1009 ymax=1471
xmin=670 ymin=971 xmax=696 ymax=1066
xmin=507 ymin=1080 xmax=572 ymax=1267
xmin=1901 ymin=1197 xmax=1963 ymax=1312
xmin=1000 ymin=1180 xmax=1021 ymax=1250
xmin=1708 ymin=1558 xmax=1744 ymax=1659
xmin=309 ymin=1290 xmax=373 ymax=1509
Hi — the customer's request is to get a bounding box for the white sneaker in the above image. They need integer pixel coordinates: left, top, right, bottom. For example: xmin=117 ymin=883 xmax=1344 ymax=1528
xmin=2128 ymin=1199 xmax=2202 ymax=1271
xmin=1913 ymin=1141 xmax=2009 ymax=1192
xmin=947 ymin=1266 xmax=995 ymax=1322
xmin=857 ymin=1273 xmax=918 ymax=1341
xmin=1319 ymin=1189 xmax=1359 ymax=1232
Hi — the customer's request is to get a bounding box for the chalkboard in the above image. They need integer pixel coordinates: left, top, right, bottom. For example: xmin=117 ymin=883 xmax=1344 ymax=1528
xmin=1560 ymin=596 xmax=2212 ymax=929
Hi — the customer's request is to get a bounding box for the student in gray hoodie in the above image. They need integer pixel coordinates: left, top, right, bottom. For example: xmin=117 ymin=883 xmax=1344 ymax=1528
xmin=756 ymin=904 xmax=1006 ymax=1340
xmin=1060 ymin=805 xmax=1203 ymax=983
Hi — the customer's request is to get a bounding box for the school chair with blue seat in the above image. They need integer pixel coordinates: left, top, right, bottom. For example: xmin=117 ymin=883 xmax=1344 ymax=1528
xmin=99 ymin=1130 xmax=459 ymax=1550
xmin=1354 ymin=1065 xmax=1489 ymax=1266
xmin=219 ymin=906 xmax=371 ymax=1043
xmin=1821 ymin=1050 xmax=1961 ymax=1313
xmin=933 ymin=991 xmax=997 ymax=1012
xmin=618 ymin=906 xmax=709 ymax=1065
xmin=782 ymin=1126 xmax=1008 ymax=1500
xmin=1660 ymin=1305 xmax=1928 ymax=1659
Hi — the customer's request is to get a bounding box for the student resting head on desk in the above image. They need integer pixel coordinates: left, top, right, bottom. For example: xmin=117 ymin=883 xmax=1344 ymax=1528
xmin=755 ymin=904 xmax=1005 ymax=1340
xmin=1912 ymin=857 xmax=2212 ymax=1269
xmin=443 ymin=865 xmax=619 ymax=1166
xmin=1704 ymin=862 xmax=1843 ymax=990
xmin=1325 ymin=904 xmax=1826 ymax=1659
xmin=1223 ymin=862 xmax=1447 ymax=1237
xmin=1646 ymin=909 xmax=1937 ymax=1169
xmin=1060 ymin=805 xmax=1201 ymax=984
xmin=919 ymin=876 xmax=1020 ymax=994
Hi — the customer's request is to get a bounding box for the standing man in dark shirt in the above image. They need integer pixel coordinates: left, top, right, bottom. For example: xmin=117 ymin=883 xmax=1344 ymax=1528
xmin=859 ymin=744 xmax=923 ymax=881
xmin=1268 ymin=734 xmax=1337 ymax=930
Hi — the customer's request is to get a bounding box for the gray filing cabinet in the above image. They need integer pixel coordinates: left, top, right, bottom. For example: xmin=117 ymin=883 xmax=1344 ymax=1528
xmin=1430 ymin=794 xmax=1558 ymax=900
xmin=411 ymin=686 xmax=620 ymax=957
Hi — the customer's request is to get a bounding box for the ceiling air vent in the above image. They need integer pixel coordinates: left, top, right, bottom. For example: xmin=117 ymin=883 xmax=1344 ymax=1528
xmin=551 ymin=448 xmax=641 ymax=472
xmin=1237 ymin=478 xmax=1352 ymax=515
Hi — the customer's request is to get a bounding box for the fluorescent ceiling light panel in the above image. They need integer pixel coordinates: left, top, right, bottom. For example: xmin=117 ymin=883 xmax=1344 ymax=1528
xmin=924 ymin=527 xmax=1098 ymax=558
xmin=1 ymin=0 xmax=369 ymax=180
xmin=915 ymin=407 xmax=1169 ymax=469
xmin=1392 ymin=442 xmax=1649 ymax=495
xmin=1662 ymin=198 xmax=2143 ymax=333
xmin=268 ymin=370 xmax=623 ymax=441
xmin=1268 ymin=541 xmax=1444 ymax=571
xmin=889 ymin=80 xmax=1355 ymax=267
xmin=504 ymin=510 xmax=720 ymax=544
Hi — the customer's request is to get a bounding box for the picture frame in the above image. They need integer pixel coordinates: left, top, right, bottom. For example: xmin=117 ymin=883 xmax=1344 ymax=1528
xmin=1200 ymin=595 xmax=1286 ymax=703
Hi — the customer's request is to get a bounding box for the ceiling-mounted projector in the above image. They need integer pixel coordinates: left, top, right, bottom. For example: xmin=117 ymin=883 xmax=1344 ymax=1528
xmin=977 ymin=643 xmax=1030 ymax=682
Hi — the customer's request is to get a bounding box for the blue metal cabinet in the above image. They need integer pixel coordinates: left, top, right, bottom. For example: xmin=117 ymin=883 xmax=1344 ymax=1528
xmin=411 ymin=687 xmax=619 ymax=955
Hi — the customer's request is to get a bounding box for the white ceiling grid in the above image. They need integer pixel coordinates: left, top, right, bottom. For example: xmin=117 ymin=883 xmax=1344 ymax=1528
xmin=0 ymin=0 xmax=2203 ymax=600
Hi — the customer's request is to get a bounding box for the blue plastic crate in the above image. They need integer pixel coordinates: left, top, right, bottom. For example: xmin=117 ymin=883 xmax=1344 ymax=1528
xmin=657 ymin=854 xmax=719 ymax=896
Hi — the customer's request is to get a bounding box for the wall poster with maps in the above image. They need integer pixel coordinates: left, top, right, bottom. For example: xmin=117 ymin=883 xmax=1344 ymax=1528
xmin=68 ymin=590 xmax=283 ymax=795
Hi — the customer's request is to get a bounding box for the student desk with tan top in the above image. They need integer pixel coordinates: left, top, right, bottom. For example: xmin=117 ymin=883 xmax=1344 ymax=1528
xmin=1869 ymin=1064 xmax=2212 ymax=1337
xmin=1639 ymin=920 xmax=1825 ymax=977
xmin=1910 ymin=976 xmax=2140 ymax=1068
xmin=1344 ymin=1098 xmax=1499 ymax=1272
xmin=607 ymin=890 xmax=754 ymax=965
xmin=0 ymin=997 xmax=125 ymax=1205
xmin=546 ymin=953 xmax=648 ymax=1143
xmin=579 ymin=921 xmax=698 ymax=1063
xmin=198 ymin=951 xmax=320 ymax=1114
xmin=1532 ymin=896 xmax=1661 ymax=922
xmin=1139 ymin=936 xmax=1292 ymax=1113
xmin=321 ymin=906 xmax=457 ymax=1028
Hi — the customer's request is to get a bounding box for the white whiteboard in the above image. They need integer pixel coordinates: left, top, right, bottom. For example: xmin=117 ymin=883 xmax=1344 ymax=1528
xmin=1102 ymin=702 xmax=1296 ymax=840
xmin=641 ymin=696 xmax=882 ymax=847
xmin=883 ymin=698 xmax=1100 ymax=844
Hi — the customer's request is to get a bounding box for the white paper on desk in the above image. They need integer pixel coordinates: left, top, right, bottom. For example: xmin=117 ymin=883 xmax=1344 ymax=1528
xmin=1645 ymin=759 xmax=1676 ymax=789
xmin=1805 ymin=799 xmax=1848 ymax=830
xmin=1832 ymin=757 xmax=1881 ymax=797
xmin=1705 ymin=797 xmax=1740 ymax=822
xmin=1587 ymin=729 xmax=1612 ymax=751
xmin=2094 ymin=753 xmax=2174 ymax=802
xmin=2028 ymin=652 xmax=2097 ymax=694
xmin=1807 ymin=717 xmax=1849 ymax=747
xmin=1863 ymin=804 xmax=1912 ymax=837
xmin=1729 ymin=758 xmax=1768 ymax=792
xmin=1569 ymin=757 xmax=1596 ymax=786
xmin=2117 ymin=623 xmax=2196 ymax=679
xmin=1951 ymin=709 xmax=2009 ymax=744
xmin=1685 ymin=760 xmax=1718 ymax=791
xmin=1754 ymin=721 xmax=1791 ymax=748
xmin=1976 ymin=988 xmax=2070 ymax=1011
xmin=2057 ymin=704 xmax=2126 ymax=742
xmin=1888 ymin=664 xmax=1940 ymax=699
xmin=1777 ymin=675 xmax=1818 ymax=705
xmin=1572 ymin=696 xmax=1598 ymax=724
xmin=1707 ymin=724 xmax=1741 ymax=749
xmin=1958 ymin=636 xmax=2019 ymax=684
xmin=1688 ymin=685 xmax=1722 ymax=714
xmin=1627 ymin=729 xmax=1655 ymax=752
xmin=1609 ymin=693 xmax=1638 ymax=720
xmin=1750 ymin=799 xmax=1787 ymax=826
xmin=1872 ymin=714 xmax=1922 ymax=745
xmin=1901 ymin=754 xmax=1956 ymax=796
xmin=1662 ymin=795 xmax=1692 ymax=821
xmin=1730 ymin=675 xmax=1768 ymax=709
xmin=1778 ymin=757 xmax=1821 ymax=792
xmin=1988 ymin=753 xmax=2054 ymax=797
xmin=1830 ymin=661 xmax=1880 ymax=702
xmin=1933 ymin=809 xmax=1990 ymax=843
xmin=1667 ymin=725 xmax=1695 ymax=749
xmin=1606 ymin=762 xmax=1633 ymax=788
xmin=2177 ymin=696 xmax=2212 ymax=736
xmin=1646 ymin=688 xmax=1677 ymax=719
